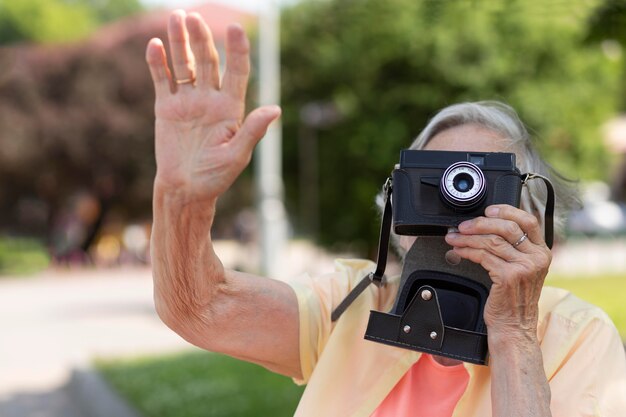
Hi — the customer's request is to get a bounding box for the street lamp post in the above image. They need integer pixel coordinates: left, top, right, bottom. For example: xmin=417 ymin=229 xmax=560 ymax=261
xmin=256 ymin=0 xmax=287 ymax=277
xmin=299 ymin=101 xmax=343 ymax=240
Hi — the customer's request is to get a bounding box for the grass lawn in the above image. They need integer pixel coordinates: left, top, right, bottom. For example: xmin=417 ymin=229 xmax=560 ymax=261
xmin=96 ymin=350 xmax=305 ymax=417
xmin=0 ymin=236 xmax=49 ymax=276
xmin=545 ymin=274 xmax=626 ymax=339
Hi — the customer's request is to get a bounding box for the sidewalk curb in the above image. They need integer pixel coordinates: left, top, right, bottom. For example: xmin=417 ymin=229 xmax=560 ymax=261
xmin=67 ymin=367 xmax=143 ymax=417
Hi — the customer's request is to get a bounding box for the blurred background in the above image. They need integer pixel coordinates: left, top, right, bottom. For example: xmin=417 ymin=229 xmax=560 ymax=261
xmin=0 ymin=0 xmax=625 ymax=416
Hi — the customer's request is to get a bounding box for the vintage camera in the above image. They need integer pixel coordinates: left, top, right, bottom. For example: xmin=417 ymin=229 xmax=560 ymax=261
xmin=334 ymin=149 xmax=553 ymax=365
xmin=364 ymin=150 xmax=525 ymax=365
xmin=392 ymin=150 xmax=522 ymax=236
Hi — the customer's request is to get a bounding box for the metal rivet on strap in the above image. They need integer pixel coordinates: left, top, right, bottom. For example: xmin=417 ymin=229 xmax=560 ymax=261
xmin=430 ymin=331 xmax=438 ymax=340
xmin=403 ymin=325 xmax=411 ymax=334
xmin=421 ymin=289 xmax=432 ymax=301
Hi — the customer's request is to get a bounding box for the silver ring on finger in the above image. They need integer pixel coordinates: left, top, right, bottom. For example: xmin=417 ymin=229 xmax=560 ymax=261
xmin=512 ymin=232 xmax=528 ymax=248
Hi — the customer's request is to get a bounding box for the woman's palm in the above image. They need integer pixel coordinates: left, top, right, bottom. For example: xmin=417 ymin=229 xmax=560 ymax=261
xmin=146 ymin=11 xmax=279 ymax=202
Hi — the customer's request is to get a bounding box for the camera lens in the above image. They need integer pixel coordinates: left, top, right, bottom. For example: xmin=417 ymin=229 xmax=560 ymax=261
xmin=453 ymin=173 xmax=474 ymax=193
xmin=440 ymin=161 xmax=486 ymax=209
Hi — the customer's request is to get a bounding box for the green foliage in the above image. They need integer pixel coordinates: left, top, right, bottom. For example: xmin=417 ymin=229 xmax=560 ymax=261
xmin=586 ymin=0 xmax=626 ymax=42
xmin=0 ymin=0 xmax=96 ymax=44
xmin=546 ymin=275 xmax=626 ymax=339
xmin=586 ymin=0 xmax=626 ymax=111
xmin=0 ymin=0 xmax=143 ymax=45
xmin=97 ymin=351 xmax=304 ymax=417
xmin=280 ymin=0 xmax=621 ymax=252
xmin=0 ymin=236 xmax=50 ymax=276
xmin=75 ymin=0 xmax=143 ymax=23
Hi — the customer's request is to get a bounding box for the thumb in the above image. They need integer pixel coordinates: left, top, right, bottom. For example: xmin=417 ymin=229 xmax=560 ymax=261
xmin=234 ymin=105 xmax=282 ymax=154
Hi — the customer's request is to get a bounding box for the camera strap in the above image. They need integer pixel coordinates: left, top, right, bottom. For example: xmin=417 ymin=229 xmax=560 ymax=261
xmin=331 ymin=178 xmax=392 ymax=322
xmin=520 ymin=173 xmax=555 ymax=249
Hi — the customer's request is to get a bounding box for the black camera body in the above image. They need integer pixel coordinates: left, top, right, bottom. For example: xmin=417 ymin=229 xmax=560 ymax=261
xmin=392 ymin=150 xmax=522 ymax=236
xmin=362 ymin=150 xmax=525 ymax=365
xmin=335 ymin=149 xmax=554 ymax=365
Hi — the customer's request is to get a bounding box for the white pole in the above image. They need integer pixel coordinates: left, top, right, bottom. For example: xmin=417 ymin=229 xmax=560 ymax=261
xmin=256 ymin=0 xmax=287 ymax=278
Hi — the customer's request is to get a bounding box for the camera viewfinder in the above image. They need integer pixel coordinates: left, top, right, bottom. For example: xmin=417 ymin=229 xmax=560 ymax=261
xmin=469 ymin=155 xmax=485 ymax=166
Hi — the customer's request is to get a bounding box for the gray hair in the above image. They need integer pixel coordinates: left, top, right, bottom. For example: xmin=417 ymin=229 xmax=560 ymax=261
xmin=378 ymin=101 xmax=580 ymax=255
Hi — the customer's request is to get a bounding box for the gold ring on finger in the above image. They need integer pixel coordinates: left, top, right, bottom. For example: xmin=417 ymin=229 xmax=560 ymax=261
xmin=176 ymin=77 xmax=195 ymax=85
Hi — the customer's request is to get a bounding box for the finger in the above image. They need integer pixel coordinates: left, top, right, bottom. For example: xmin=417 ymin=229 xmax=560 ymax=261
xmin=446 ymin=232 xmax=522 ymax=262
xmin=222 ymin=24 xmax=251 ymax=101
xmin=145 ymin=38 xmax=174 ymax=97
xmin=452 ymin=246 xmax=508 ymax=273
xmin=458 ymin=216 xmax=530 ymax=252
xmin=168 ymin=10 xmax=195 ymax=84
xmin=232 ymin=105 xmax=281 ymax=155
xmin=185 ymin=12 xmax=220 ymax=88
xmin=485 ymin=205 xmax=544 ymax=247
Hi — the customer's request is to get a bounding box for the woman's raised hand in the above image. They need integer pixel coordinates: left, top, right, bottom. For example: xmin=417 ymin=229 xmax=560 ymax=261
xmin=146 ymin=10 xmax=281 ymax=204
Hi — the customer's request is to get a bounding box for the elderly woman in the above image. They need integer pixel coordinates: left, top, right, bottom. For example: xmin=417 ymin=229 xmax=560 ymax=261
xmin=147 ymin=10 xmax=626 ymax=417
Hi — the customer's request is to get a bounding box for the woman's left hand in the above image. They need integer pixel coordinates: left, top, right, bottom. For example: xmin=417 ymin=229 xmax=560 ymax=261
xmin=444 ymin=204 xmax=552 ymax=344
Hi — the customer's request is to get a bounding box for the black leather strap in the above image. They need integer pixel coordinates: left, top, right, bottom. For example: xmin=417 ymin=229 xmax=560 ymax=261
xmin=331 ymin=178 xmax=392 ymax=322
xmin=373 ymin=179 xmax=393 ymax=281
xmin=521 ymin=173 xmax=555 ymax=249
xmin=364 ymin=285 xmax=489 ymax=365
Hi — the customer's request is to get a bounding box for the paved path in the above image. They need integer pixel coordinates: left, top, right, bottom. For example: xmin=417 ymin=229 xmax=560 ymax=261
xmin=0 ymin=267 xmax=191 ymax=417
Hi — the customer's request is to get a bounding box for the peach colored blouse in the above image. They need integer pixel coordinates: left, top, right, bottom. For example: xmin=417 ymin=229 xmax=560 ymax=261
xmin=371 ymin=354 xmax=469 ymax=417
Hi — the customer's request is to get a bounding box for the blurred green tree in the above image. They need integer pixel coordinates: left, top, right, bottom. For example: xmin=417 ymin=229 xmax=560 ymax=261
xmin=0 ymin=0 xmax=622 ymax=262
xmin=584 ymin=0 xmax=626 ymax=202
xmin=280 ymin=0 xmax=621 ymax=253
xmin=0 ymin=0 xmax=142 ymax=45
xmin=586 ymin=0 xmax=626 ymax=109
xmin=77 ymin=0 xmax=144 ymax=23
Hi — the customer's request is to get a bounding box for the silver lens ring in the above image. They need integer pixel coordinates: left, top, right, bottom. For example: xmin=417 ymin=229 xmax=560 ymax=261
xmin=440 ymin=161 xmax=487 ymax=208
